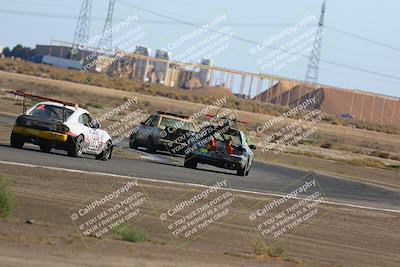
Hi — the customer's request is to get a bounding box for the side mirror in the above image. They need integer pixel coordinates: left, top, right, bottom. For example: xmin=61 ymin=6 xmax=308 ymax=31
xmin=249 ymin=144 xmax=256 ymax=150
xmin=140 ymin=121 xmax=145 ymax=125
xmin=89 ymin=120 xmax=100 ymax=129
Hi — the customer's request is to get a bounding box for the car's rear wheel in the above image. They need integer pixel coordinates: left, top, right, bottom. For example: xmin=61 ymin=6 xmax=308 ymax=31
xmin=237 ymin=161 xmax=248 ymax=176
xmin=237 ymin=167 xmax=246 ymax=176
xmin=67 ymin=135 xmax=84 ymax=157
xmin=96 ymin=140 xmax=112 ymax=161
xmin=39 ymin=144 xmax=52 ymax=153
xmin=146 ymin=137 xmax=156 ymax=153
xmin=184 ymin=156 xmax=197 ymax=169
xmin=10 ymin=132 xmax=25 ymax=149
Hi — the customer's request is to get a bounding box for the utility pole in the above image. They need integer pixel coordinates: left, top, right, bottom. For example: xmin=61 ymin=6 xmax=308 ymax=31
xmin=305 ymin=1 xmax=326 ymax=84
xmin=98 ymin=0 xmax=117 ymax=51
xmin=72 ymin=0 xmax=92 ymax=48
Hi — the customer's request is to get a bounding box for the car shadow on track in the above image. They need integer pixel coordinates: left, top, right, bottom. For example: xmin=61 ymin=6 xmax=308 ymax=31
xmin=146 ymin=159 xmax=237 ymax=176
xmin=133 ymin=147 xmax=185 ymax=158
xmin=0 ymin=143 xmax=96 ymax=160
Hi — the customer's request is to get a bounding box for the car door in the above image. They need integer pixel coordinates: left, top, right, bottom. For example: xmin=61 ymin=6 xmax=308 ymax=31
xmin=137 ymin=115 xmax=158 ymax=144
xmin=79 ymin=113 xmax=100 ymax=153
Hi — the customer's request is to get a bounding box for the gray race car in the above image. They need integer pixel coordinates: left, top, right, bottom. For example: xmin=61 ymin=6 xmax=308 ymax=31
xmin=184 ymin=119 xmax=256 ymax=176
xmin=129 ymin=111 xmax=197 ymax=154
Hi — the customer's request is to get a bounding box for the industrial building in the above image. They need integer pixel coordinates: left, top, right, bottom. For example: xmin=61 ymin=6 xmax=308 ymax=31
xmin=31 ymin=42 xmax=399 ymax=128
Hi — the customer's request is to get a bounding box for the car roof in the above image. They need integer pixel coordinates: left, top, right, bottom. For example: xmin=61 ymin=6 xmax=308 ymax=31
xmin=35 ymin=102 xmax=89 ymax=115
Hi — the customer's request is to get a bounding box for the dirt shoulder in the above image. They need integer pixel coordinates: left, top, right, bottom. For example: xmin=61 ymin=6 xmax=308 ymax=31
xmin=0 ymin=163 xmax=399 ymax=267
xmin=255 ymin=150 xmax=400 ymax=191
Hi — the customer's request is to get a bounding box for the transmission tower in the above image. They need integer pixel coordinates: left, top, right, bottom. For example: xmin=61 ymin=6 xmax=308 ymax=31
xmin=72 ymin=0 xmax=92 ymax=47
xmin=98 ymin=0 xmax=117 ymax=51
xmin=305 ymin=1 xmax=326 ymax=83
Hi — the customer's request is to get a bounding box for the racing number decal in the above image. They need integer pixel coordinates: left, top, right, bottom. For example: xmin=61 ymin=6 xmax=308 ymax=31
xmin=89 ymin=129 xmax=100 ymax=150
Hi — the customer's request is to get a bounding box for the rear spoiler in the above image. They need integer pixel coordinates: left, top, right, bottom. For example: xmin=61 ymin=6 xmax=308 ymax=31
xmin=205 ymin=114 xmax=248 ymax=124
xmin=156 ymin=111 xmax=190 ymax=119
xmin=6 ymin=90 xmax=79 ymax=122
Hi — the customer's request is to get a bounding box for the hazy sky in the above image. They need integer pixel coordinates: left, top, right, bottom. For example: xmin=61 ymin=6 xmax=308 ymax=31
xmin=1 ymin=0 xmax=399 ymax=97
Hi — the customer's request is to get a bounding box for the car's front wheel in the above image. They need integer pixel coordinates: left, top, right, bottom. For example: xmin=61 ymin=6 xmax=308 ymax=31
xmin=10 ymin=132 xmax=25 ymax=149
xmin=245 ymin=166 xmax=251 ymax=176
xmin=146 ymin=137 xmax=156 ymax=153
xmin=237 ymin=161 xmax=249 ymax=176
xmin=96 ymin=140 xmax=112 ymax=161
xmin=129 ymin=135 xmax=139 ymax=149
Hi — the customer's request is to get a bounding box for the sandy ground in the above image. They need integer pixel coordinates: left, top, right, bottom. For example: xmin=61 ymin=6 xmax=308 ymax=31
xmin=254 ymin=149 xmax=400 ymax=190
xmin=0 ymin=163 xmax=399 ymax=267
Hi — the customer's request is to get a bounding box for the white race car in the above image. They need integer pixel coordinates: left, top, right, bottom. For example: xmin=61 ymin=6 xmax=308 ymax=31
xmin=10 ymin=92 xmax=113 ymax=160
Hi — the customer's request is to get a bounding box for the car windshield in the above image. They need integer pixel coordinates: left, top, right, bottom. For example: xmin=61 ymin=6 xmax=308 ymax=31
xmin=29 ymin=104 xmax=74 ymax=121
xmin=159 ymin=117 xmax=195 ymax=131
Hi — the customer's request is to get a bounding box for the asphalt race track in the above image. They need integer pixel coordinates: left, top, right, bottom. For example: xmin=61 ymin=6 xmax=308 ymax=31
xmin=0 ymin=112 xmax=399 ymax=211
xmin=0 ymin=142 xmax=399 ymax=212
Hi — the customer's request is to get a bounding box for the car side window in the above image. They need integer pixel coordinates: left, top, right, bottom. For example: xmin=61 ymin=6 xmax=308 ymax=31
xmin=144 ymin=115 xmax=153 ymax=125
xmin=79 ymin=113 xmax=91 ymax=127
xmin=147 ymin=116 xmax=158 ymax=126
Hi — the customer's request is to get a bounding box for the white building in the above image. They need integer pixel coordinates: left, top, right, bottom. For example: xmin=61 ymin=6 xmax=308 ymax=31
xmin=133 ymin=45 xmax=151 ymax=81
xmin=154 ymin=49 xmax=170 ymax=84
xmin=198 ymin=58 xmax=213 ymax=86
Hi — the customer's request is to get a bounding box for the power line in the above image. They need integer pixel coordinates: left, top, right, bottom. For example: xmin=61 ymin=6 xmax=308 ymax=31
xmin=320 ymin=58 xmax=400 ymax=81
xmin=117 ymin=0 xmax=400 ymax=82
xmin=0 ymin=8 xmax=101 ymax=21
xmin=325 ymin=26 xmax=400 ymax=52
xmin=0 ymin=9 xmax=312 ymax=26
xmin=3 ymin=7 xmax=400 ymax=52
xmin=2 ymin=6 xmax=400 ymax=81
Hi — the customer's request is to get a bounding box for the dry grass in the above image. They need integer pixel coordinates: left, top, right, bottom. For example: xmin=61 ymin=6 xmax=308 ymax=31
xmin=112 ymin=226 xmax=149 ymax=243
xmin=5 ymin=57 xmax=399 ymax=135
xmin=251 ymin=239 xmax=285 ymax=258
xmin=0 ymin=175 xmax=15 ymax=218
xmin=321 ymin=113 xmax=400 ymax=135
xmin=0 ymin=58 xmax=294 ymax=118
